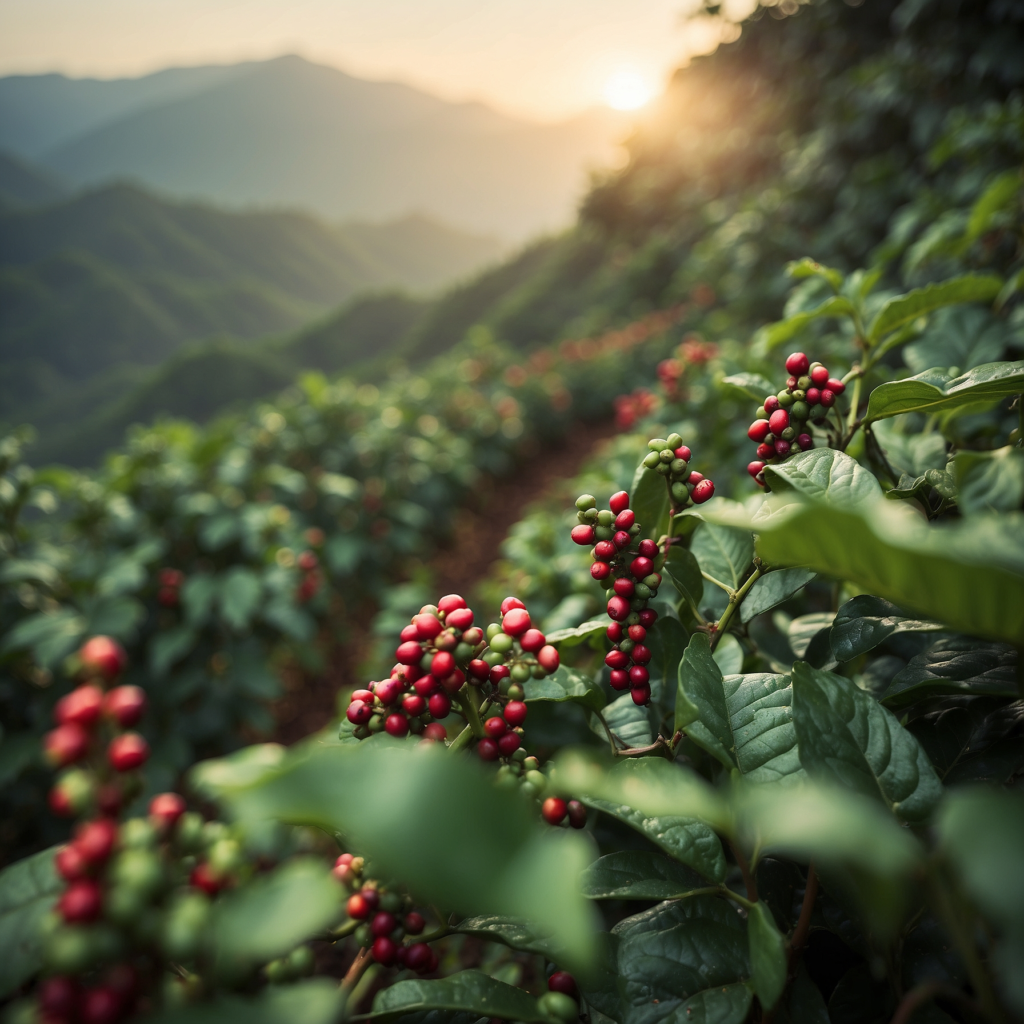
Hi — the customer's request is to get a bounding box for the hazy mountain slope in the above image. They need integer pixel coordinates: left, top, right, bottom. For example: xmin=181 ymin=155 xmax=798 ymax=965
xmin=33 ymin=56 xmax=621 ymax=238
xmin=0 ymin=150 xmax=68 ymax=208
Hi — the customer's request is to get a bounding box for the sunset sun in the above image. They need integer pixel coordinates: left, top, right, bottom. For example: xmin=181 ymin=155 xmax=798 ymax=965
xmin=603 ymin=69 xmax=653 ymax=110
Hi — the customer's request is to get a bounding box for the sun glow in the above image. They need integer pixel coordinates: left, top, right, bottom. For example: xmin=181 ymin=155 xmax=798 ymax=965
xmin=603 ymin=69 xmax=653 ymax=111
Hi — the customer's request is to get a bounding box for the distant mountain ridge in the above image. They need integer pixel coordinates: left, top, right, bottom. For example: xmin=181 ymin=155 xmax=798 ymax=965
xmin=0 ymin=56 xmax=624 ymax=238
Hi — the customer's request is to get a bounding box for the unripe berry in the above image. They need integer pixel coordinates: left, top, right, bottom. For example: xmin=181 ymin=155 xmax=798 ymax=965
xmin=520 ymin=628 xmax=546 ymax=653
xmin=614 ymin=509 xmax=635 ymax=530
xmin=537 ymin=645 xmax=560 ymax=673
xmin=422 ymin=723 xmax=448 ymax=742
xmin=74 ymin=818 xmax=118 ymax=864
xmin=638 ymin=608 xmax=658 ymax=628
xmin=811 ymin=365 xmax=830 ymax=386
xmin=630 ymin=556 xmax=654 ymax=579
xmin=549 ymin=971 xmax=579 ymax=999
xmin=747 ymin=420 xmax=771 ymax=442
xmin=504 ymin=701 xmax=528 ymax=726
xmin=396 ymin=640 xmax=423 ymax=665
xmin=785 ymin=352 xmax=810 ymax=376
xmin=498 ymin=732 xmax=521 ymax=757
xmin=385 ymin=714 xmax=409 ymax=738
xmin=748 ymin=460 xmax=766 ymax=478
xmin=570 ymin=524 xmax=595 ymax=545
xmin=55 ymin=685 xmax=104 ymax=729
xmin=692 ymin=479 xmax=715 ymax=504
xmin=402 ymin=694 xmax=427 ymax=716
xmin=59 ymin=880 xmax=103 ymax=923
xmin=609 ymin=669 xmax=630 ymax=690
xmin=608 ymin=491 xmax=630 ymax=514
xmin=477 ymin=738 xmax=500 ymax=761
xmin=605 ymin=649 xmax=629 ymax=670
xmin=447 ymin=607 xmax=474 ymax=630
xmin=502 ymin=608 xmax=531 ymax=636
xmin=542 ymin=797 xmax=568 ymax=825
xmin=613 ymin=577 xmax=635 ymax=598
xmin=79 ymin=636 xmax=128 ymax=681
xmin=45 ymin=724 xmax=89 ymax=767
xmin=827 ymin=378 xmax=846 ymax=394
xmin=820 ymin=389 xmax=836 ymax=408
xmin=103 ymin=685 xmax=146 ymax=728
xmin=428 ymin=693 xmax=452 ymax=719
xmin=567 ymin=801 xmax=587 ymax=830
xmin=437 ymin=594 xmax=467 ymax=614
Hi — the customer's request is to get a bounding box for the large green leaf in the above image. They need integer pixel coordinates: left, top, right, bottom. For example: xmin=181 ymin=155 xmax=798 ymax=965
xmin=955 ymin=445 xmax=1024 ymax=514
xmin=880 ymin=637 xmax=1019 ymax=708
xmin=645 ymin=616 xmax=689 ymax=694
xmin=720 ymin=373 xmax=778 ymax=403
xmin=872 ymin=419 xmax=948 ymax=479
xmin=630 ymin=463 xmax=670 ymax=541
xmin=580 ymin=852 xmax=702 ymax=900
xmin=864 ymin=360 xmax=1024 ymax=422
xmin=211 ymin=858 xmax=342 ymax=972
xmin=0 ymin=847 xmax=61 ymax=998
xmin=146 ymin=980 xmax=342 ymax=1024
xmin=774 ymin=961 xmax=830 ymax=1024
xmin=747 ymin=901 xmax=787 ymax=1010
xmin=365 ymin=971 xmax=544 ymax=1023
xmin=691 ymin=523 xmax=754 ymax=616
xmin=762 ymin=449 xmax=882 ymax=508
xmin=675 ymin=633 xmax=735 ymax=769
xmin=661 ymin=546 xmax=703 ymax=614
xmin=524 ymin=665 xmax=606 ymax=711
xmin=220 ymin=567 xmax=263 ymax=631
xmin=0 ymin=609 xmax=85 ymax=668
xmin=611 ymin=899 xmax=753 ymax=1024
xmin=866 ymin=274 xmax=1002 ymax=345
xmin=791 ymin=663 xmax=942 ymax=823
xmin=596 ymin=692 xmax=653 ymax=749
xmin=546 ymin=619 xmax=608 ymax=648
xmin=197 ymin=740 xmax=598 ymax=970
xmin=740 ymin=568 xmax=817 ymax=624
xmin=829 ymin=595 xmax=945 ymax=662
xmin=455 ymin=916 xmax=565 ymax=962
xmin=757 ymin=296 xmax=856 ymax=352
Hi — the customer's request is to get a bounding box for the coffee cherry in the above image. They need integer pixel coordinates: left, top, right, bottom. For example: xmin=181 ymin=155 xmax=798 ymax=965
xmin=631 ymin=684 xmax=652 ymax=706
xmin=827 ymin=378 xmax=845 ymax=394
xmin=348 ymin=893 xmax=373 ymax=920
xmin=45 ymin=724 xmax=89 ymax=767
xmin=371 ymin=911 xmax=397 ymax=938
xmin=614 ymin=509 xmax=636 ymax=531
xmin=447 ymin=608 xmax=474 ymax=631
xmin=39 ymin=977 xmax=78 ymax=1020
xmin=567 ymin=801 xmax=587 ymax=830
xmin=80 ymin=986 xmax=122 ymax=1024
xmin=385 ymin=714 xmax=409 ymax=738
xmin=405 ymin=941 xmax=432 ymax=972
xmin=371 ymin=935 xmax=397 ymax=965
xmin=402 ymin=694 xmax=426 ymax=717
xmin=591 ymin=561 xmax=611 ymax=581
xmin=56 ymin=844 xmax=88 ymax=881
xmin=74 ymin=818 xmax=118 ymax=864
xmin=810 ymin=365 xmax=830 ymax=386
xmin=570 ymin=524 xmax=595 ymax=545
xmin=613 ymin=530 xmax=631 ymax=550
xmin=103 ymin=686 xmax=147 ymax=728
xmin=502 ymin=608 xmax=531 ymax=636
xmin=437 ymin=594 xmax=467 ymax=614
xmin=55 ymin=685 xmax=104 ymax=729
xmin=411 ymin=614 xmax=442 ymax=641
xmin=421 ymin=693 xmax=447 ymax=720
xmin=609 ymin=669 xmax=629 ymax=690
xmin=630 ymin=644 xmax=652 ymax=666
xmin=674 ymin=445 xmax=692 ymax=462
xmin=785 ymin=352 xmax=810 ymax=376
xmin=797 ymin=433 xmax=813 ymax=450
xmin=484 ymin=716 xmax=508 ymax=739
xmin=638 ymin=608 xmax=658 ymax=627
xmin=396 ymin=641 xmax=423 ymax=665
xmin=613 ymin=578 xmax=635 ymax=598
xmin=467 ymin=659 xmax=490 ymax=681
xmin=747 ymin=461 xmax=765 ymax=479
xmin=347 ymin=701 xmax=372 ymax=725
xmin=692 ymin=479 xmax=715 ymax=503
xmin=747 ymin=420 xmax=771 ymax=443
xmin=542 ymin=797 xmax=568 ymax=825
xmin=549 ymin=971 xmax=579 ymax=999
xmin=630 ymin=556 xmax=654 ymax=579
xmin=427 ymin=651 xmax=453 ymax=679
xmin=79 ymin=636 xmax=128 ymax=680
xmin=820 ymin=389 xmax=836 ymax=408
xmin=477 ymin=738 xmax=500 ymax=761
xmin=768 ymin=409 xmax=790 ymax=434
xmin=608 ymin=491 xmax=630 ymax=514
xmin=501 ymin=701 xmax=527 ymax=727
xmin=499 ymin=598 xmax=526 ymax=617
xmin=605 ymin=649 xmax=630 ymax=670
xmin=498 ymin=732 xmax=521 ymax=757
xmin=537 ymin=645 xmax=560 ymax=673
xmin=403 ymin=911 xmax=426 ymax=935
xmin=520 ymin=628 xmax=546 ymax=653
xmin=763 ymin=395 xmax=780 ymax=413
xmin=805 ymin=387 xmax=821 ymax=405
xmin=421 ymin=723 xmax=448 ymax=744
xmin=774 ymin=439 xmax=791 ymax=457
xmin=629 ymin=665 xmax=650 ymax=686
xmin=59 ymin=880 xmax=103 ymax=923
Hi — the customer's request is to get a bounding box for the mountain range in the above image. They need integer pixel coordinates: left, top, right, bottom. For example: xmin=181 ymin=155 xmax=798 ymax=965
xmin=0 ymin=56 xmax=625 ymax=238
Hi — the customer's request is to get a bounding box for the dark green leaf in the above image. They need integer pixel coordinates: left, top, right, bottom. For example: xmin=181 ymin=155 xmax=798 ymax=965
xmin=881 ymin=637 xmax=1018 ymax=708
xmin=740 ymin=569 xmax=817 ymax=624
xmin=675 ymin=633 xmax=734 ymax=768
xmin=791 ymin=663 xmax=942 ymax=823
xmin=182 ymin=573 xmax=218 ymax=628
xmin=691 ymin=523 xmax=754 ymax=617
xmin=902 ymin=305 xmax=1009 ymax=376
xmin=763 ymin=449 xmax=882 ymax=508
xmin=713 ymin=634 xmax=744 ymax=676
xmin=955 ymin=445 xmax=1024 ymax=514
xmin=364 ymin=971 xmax=544 ymax=1022
xmin=546 ymin=619 xmax=608 ymax=648
xmin=630 ymin=464 xmax=670 ymax=543
xmin=645 ymin=616 xmax=689 ymax=693
xmin=0 ymin=847 xmax=61 ymax=998
xmin=757 ymin=296 xmax=856 ymax=352
xmin=911 ymin=700 xmax=1024 ymax=785
xmin=580 ymin=852 xmax=703 ymax=900
xmin=720 ymin=373 xmax=778 ymax=402
xmin=662 ymin=546 xmax=703 ymax=614
xmin=787 ymin=258 xmax=844 ymax=291
xmin=828 ymin=964 xmax=896 ymax=1024
xmin=867 ymin=274 xmax=1003 ymax=345
xmin=0 ymin=609 xmax=85 ymax=668
xmin=774 ymin=961 xmax=830 ymax=1024
xmin=829 ymin=595 xmax=944 ymax=662
xmin=871 ymin=420 xmax=948 ymax=478
xmin=220 ymin=568 xmax=263 ymax=631
xmin=146 ymin=979 xmax=342 ymax=1024
xmin=724 ymin=674 xmax=803 ymax=784
xmin=456 ymin=916 xmax=565 ymax=961
xmin=525 ymin=665 xmax=605 ymax=711
xmin=864 ymin=360 xmax=1024 ymax=422
xmin=596 ymin=692 xmax=653 ymax=749
xmin=747 ymin=901 xmax=787 ymax=1010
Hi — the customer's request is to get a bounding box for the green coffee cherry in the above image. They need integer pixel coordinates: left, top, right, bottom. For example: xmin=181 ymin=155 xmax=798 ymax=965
xmin=354 ymin=923 xmax=372 ymax=946
xmin=520 ymin=781 xmax=538 ymax=798
xmin=507 ymin=683 xmax=525 ymax=700
xmin=798 ymin=375 xmax=812 ymax=390
xmin=498 ymin=677 xmax=512 ymax=695
xmin=490 ymin=632 xmax=514 ymax=654
xmin=511 ymin=663 xmax=532 ymax=683
xmin=409 ymin=717 xmax=425 ymax=735
xmin=659 ymin=449 xmax=674 ymax=463
xmin=671 ymin=458 xmax=688 ymax=475
xmin=162 ymin=893 xmax=211 ymax=961
xmin=575 ymin=494 xmax=596 ymax=511
xmin=483 ymin=649 xmax=504 ymax=667
xmin=594 ymin=525 xmax=613 ymax=541
xmin=626 ymin=612 xmax=641 ymax=626
xmin=583 ymin=508 xmax=599 ymax=523
xmin=264 ymin=958 xmax=291 ymax=984
xmin=777 ymin=391 xmax=794 ymax=408
xmin=781 ymin=427 xmax=796 ymax=441
xmin=105 ymin=885 xmax=145 ymax=926
xmin=635 ymin=583 xmax=652 ymax=600
xmin=597 ymin=509 xmax=614 ymax=527
xmin=288 ymin=945 xmax=315 ymax=976
xmin=756 ymin=407 xmax=769 ymax=420
xmin=111 ymin=848 xmax=165 ymax=898
xmin=619 ymin=639 xmax=635 ymax=655
xmin=538 ymin=990 xmax=580 ymax=1024
xmin=496 ymin=765 xmax=518 ymax=789
xmin=175 ymin=811 xmax=205 ymax=850
xmin=666 ymin=432 xmax=683 ymax=448
xmin=120 ymin=818 xmax=157 ymax=849
xmin=791 ymin=401 xmax=809 ymax=420
xmin=46 ymin=926 xmax=95 ymax=975
xmin=486 ymin=622 xmax=502 ymax=640
xmin=380 ymin=891 xmax=403 ymax=913
xmin=369 ymin=715 xmax=385 ymax=733
xmin=629 ymin=524 xmax=641 ymax=536
xmin=671 ymin=481 xmax=689 ymax=502
xmin=525 ymin=770 xmax=547 ymax=792
xmin=648 ymin=438 xmax=669 ymax=451
xmin=643 ymin=451 xmax=661 ymax=468
xmin=522 ymin=756 xmax=540 ymax=771
xmin=202 ymin=821 xmax=229 ymax=848
xmin=454 ymin=642 xmax=474 ymax=662
xmin=656 ymin=462 xmax=671 ymax=476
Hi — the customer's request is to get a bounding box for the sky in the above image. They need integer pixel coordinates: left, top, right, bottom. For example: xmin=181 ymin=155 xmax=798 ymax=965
xmin=0 ymin=0 xmax=749 ymax=122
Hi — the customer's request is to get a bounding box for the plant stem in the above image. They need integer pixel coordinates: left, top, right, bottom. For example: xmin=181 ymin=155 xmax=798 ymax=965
xmin=448 ymin=722 xmax=475 ymax=753
xmin=339 ymin=946 xmax=372 ymax=994
xmin=889 ymin=982 xmax=982 ymax=1024
xmin=711 ymin=567 xmax=762 ymax=652
xmin=455 ymin=688 xmax=485 ymax=739
xmin=845 ymin=375 xmax=863 ymax=438
xmin=789 ymin=863 xmax=817 ymax=954
xmin=729 ymin=840 xmax=758 ymax=903
xmin=593 ymin=708 xmax=622 ymax=755
xmin=701 ymin=570 xmax=735 ymax=596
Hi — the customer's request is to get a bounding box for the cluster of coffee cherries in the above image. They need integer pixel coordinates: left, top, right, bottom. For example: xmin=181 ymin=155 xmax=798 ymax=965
xmin=746 ymin=351 xmax=845 ymax=487
xmin=539 ymin=972 xmax=582 ymax=1024
xmin=640 ymin=432 xmax=715 ymax=509
xmin=155 ymin=569 xmax=184 ymax=609
xmin=294 ymin=549 xmax=322 ymax=603
xmin=570 ymin=490 xmax=664 ymax=706
xmin=45 ymin=637 xmax=150 ymax=818
xmin=332 ymin=853 xmax=438 ymax=972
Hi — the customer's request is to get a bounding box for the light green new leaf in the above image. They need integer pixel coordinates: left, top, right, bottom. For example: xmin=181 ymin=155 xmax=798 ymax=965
xmin=787 ymin=258 xmax=844 ymax=291
xmin=864 ymin=360 xmax=1024 ymax=422
xmin=630 ymin=463 xmax=670 ymax=542
xmin=740 ymin=568 xmax=817 ymax=624
xmin=866 ymin=274 xmax=1002 ymax=345
xmin=720 ymin=373 xmax=778 ymax=403
xmin=791 ymin=663 xmax=942 ymax=823
xmin=954 ymin=445 xmax=1024 ymax=514
xmin=211 ymin=858 xmax=342 ymax=972
xmin=0 ymin=847 xmax=61 ymax=998
xmin=747 ymin=901 xmax=787 ymax=1010
xmin=524 ymin=665 xmax=605 ymax=711
xmin=365 ymin=971 xmax=544 ymax=1023
xmin=145 ymin=980 xmax=342 ymax=1024
xmin=762 ymin=449 xmax=882 ymax=508
xmin=829 ymin=595 xmax=944 ymax=663
xmin=964 ymin=171 xmax=1022 ymax=246
xmin=546 ymin=619 xmax=608 ymax=648
xmin=580 ymin=852 xmax=703 ymax=900
xmin=757 ymin=296 xmax=856 ymax=352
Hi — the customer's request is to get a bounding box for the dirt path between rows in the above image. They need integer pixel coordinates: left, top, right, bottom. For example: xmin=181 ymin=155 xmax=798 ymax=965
xmin=272 ymin=418 xmax=618 ymax=744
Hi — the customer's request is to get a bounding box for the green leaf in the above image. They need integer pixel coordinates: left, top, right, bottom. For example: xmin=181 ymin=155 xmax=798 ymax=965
xmin=691 ymin=523 xmax=754 ymax=617
xmin=774 ymin=961 xmax=830 ymax=1024
xmin=902 ymin=306 xmax=1010 ymax=375
xmin=740 ymin=568 xmax=817 ymax=624
xmin=866 ymin=274 xmax=1003 ymax=344
xmin=525 ymin=665 xmax=606 ymax=711
xmin=645 ymin=616 xmax=689 ymax=691
xmin=791 ymin=663 xmax=942 ymax=823
xmin=220 ymin=568 xmax=263 ymax=631
xmin=596 ymin=692 xmax=652 ymax=749
xmin=880 ymin=637 xmax=1019 ymax=708
xmin=211 ymin=858 xmax=342 ymax=972
xmin=713 ymin=633 xmax=744 ymax=676
xmin=747 ymin=901 xmax=787 ymax=1010
xmin=864 ymin=360 xmax=1024 ymax=422
xmin=181 ymin=572 xmax=218 ymax=628
xmin=787 ymin=258 xmax=844 ymax=291
xmin=612 ymin=899 xmax=753 ymax=1024
xmin=787 ymin=614 xmax=835 ymax=662
xmin=546 ymin=619 xmax=608 ymax=648
xmin=675 ymin=633 xmax=735 ymax=769
xmin=145 ymin=979 xmax=342 ymax=1024
xmin=662 ymin=546 xmax=703 ymax=613
xmin=762 ymin=449 xmax=882 ymax=508
xmin=580 ymin=852 xmax=702 ymax=900
xmin=720 ymin=373 xmax=778 ymax=403
xmin=0 ymin=609 xmax=85 ymax=668
xmin=197 ymin=740 xmax=598 ymax=971
xmin=455 ymin=916 xmax=566 ymax=961
xmin=630 ymin=463 xmax=670 ymax=542
xmin=964 ymin=170 xmax=1021 ymax=246
xmin=364 ymin=970 xmax=544 ymax=1023
xmin=872 ymin=420 xmax=948 ymax=479
xmin=723 ymin=674 xmax=803 ymax=784
xmin=757 ymin=296 xmax=856 ymax=352
xmin=955 ymin=445 xmax=1024 ymax=514
xmin=0 ymin=558 xmax=60 ymax=588
xmin=829 ymin=595 xmax=944 ymax=662
xmin=0 ymin=847 xmax=61 ymax=998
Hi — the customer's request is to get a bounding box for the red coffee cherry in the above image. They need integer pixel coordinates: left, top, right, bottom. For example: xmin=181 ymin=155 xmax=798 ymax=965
xmin=549 ymin=971 xmax=580 ymax=999
xmin=500 ymin=596 xmax=526 ymax=614
xmin=768 ymin=409 xmax=790 ymax=434
xmin=498 ymin=732 xmax=521 ymax=756
xmin=805 ymin=387 xmax=821 ymax=405
xmin=820 ymin=389 xmax=836 ymax=408
xmin=405 ymin=912 xmax=426 ymax=934
xmin=520 ymin=628 xmax=546 ymax=652
xmin=402 ymin=694 xmax=427 ymax=716
xmin=468 ymin=659 xmax=491 ymax=680
xmin=405 ymin=942 xmax=431 ymax=972
xmin=638 ymin=608 xmax=658 ymax=627
xmin=747 ymin=420 xmax=770 ymax=442
xmin=629 ymin=665 xmax=650 ymax=686
xmin=347 ymin=893 xmax=372 ymax=920
xmin=149 ymin=793 xmax=186 ymax=831
xmin=785 ymin=352 xmax=810 ymax=376
xmin=797 ymin=434 xmax=813 ymax=450
xmin=428 ymin=693 xmax=452 ymax=719
xmin=422 ymin=723 xmax=448 ymax=742
xmin=571 ymin=524 xmax=595 ymax=545
xmin=372 ymin=936 xmax=397 ymax=965
xmin=609 ymin=669 xmax=630 ymax=690
xmin=756 ymin=442 xmax=774 ymax=460
xmin=608 ymin=491 xmax=630 ymax=514
xmin=333 ymin=853 xmax=354 ymax=882
xmin=352 ymin=689 xmax=375 ymax=704
xmin=786 ymin=375 xmax=798 ymax=390
xmin=103 ymin=685 xmax=146 ymax=728
xmin=537 ymin=645 xmax=560 ymax=673
xmin=400 ymin=624 xmax=420 ymax=642
xmin=504 ymin=701 xmax=528 ymax=726
xmin=385 ymin=714 xmax=409 ymax=738
xmin=638 ymin=539 xmax=658 ymax=558
xmin=347 ymin=700 xmax=372 ymax=725
xmin=630 ymin=556 xmax=654 ymax=578
xmin=630 ymin=644 xmax=652 ymax=665
xmin=774 ymin=439 xmax=792 ymax=457
xmin=763 ymin=395 xmax=780 ymax=413
xmin=674 ymin=446 xmax=692 ymax=461
xmin=396 ymin=640 xmax=423 ymax=665
xmin=297 ymin=551 xmax=318 ymax=572
xmin=437 ymin=594 xmax=467 ymax=614
xmin=613 ymin=578 xmax=635 ymax=598
xmin=614 ymin=509 xmax=635 ymax=530
xmin=80 ymin=986 xmax=122 ymax=1024
xmin=44 ymin=724 xmax=89 ymax=767
xmin=484 ymin=717 xmax=507 ymax=738
xmin=502 ymin=608 xmax=531 ymax=636
xmin=376 ymin=679 xmax=404 ymax=705
xmin=54 ymin=685 xmax=104 ymax=729
xmin=414 ymin=675 xmax=439 ymax=697
xmin=489 ymin=664 xmax=510 ymax=685
xmin=591 ymin=561 xmax=611 ymax=581
xmin=59 ymin=880 xmax=103 ymax=923
xmin=827 ymin=378 xmax=846 ymax=394
xmin=594 ymin=540 xmax=617 ymax=561
xmin=605 ymin=649 xmax=630 ymax=670
xmin=55 ymin=844 xmax=88 ymax=881
xmin=108 ymin=733 xmax=148 ymax=771
xmin=747 ymin=461 xmax=766 ymax=478
xmin=627 ymin=625 xmax=646 ymax=641
xmin=613 ymin=530 xmax=631 ymax=550
xmin=447 ymin=607 xmax=474 ymax=630
xmin=542 ymin=797 xmax=568 ymax=825
xmin=606 ymin=622 xmax=624 ymax=642
xmin=413 ymin=613 xmax=443 ymax=640
xmin=79 ymin=636 xmax=128 ymax=680
xmin=430 ymin=651 xmax=456 ymax=677
xmin=631 ymin=684 xmax=652 ymax=706
xmin=692 ymin=479 xmax=715 ymax=504
xmin=74 ymin=818 xmax=118 ymax=864
xmin=361 ymin=889 xmax=380 ymax=912
xmin=811 ymin=365 xmax=830 ymax=386
xmin=371 ymin=911 xmax=397 ymax=937
xmin=567 ymin=800 xmax=588 ymax=830
xmin=39 ymin=977 xmax=78 ymax=1020
xmin=477 ymin=738 xmax=500 ymax=761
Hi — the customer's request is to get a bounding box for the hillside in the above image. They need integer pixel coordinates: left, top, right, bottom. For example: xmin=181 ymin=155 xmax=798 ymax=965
xmin=0 ymin=150 xmax=68 ymax=209
xmin=0 ymin=56 xmax=624 ymax=239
